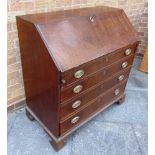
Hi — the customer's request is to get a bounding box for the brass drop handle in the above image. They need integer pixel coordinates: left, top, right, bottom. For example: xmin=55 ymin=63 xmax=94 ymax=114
xmin=125 ymin=48 xmax=131 ymax=56
xmin=72 ymin=100 xmax=81 ymax=109
xmin=71 ymin=116 xmax=80 ymax=124
xmin=118 ymin=75 xmax=124 ymax=81
xmin=89 ymin=15 xmax=96 ymax=22
xmin=74 ymin=70 xmax=84 ymax=79
xmin=121 ymin=61 xmax=128 ymax=68
xmin=73 ymin=85 xmax=83 ymax=94
xmin=115 ymin=89 xmax=120 ymax=96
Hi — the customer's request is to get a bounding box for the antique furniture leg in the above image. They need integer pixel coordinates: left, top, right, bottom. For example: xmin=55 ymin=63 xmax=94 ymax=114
xmin=117 ymin=94 xmax=126 ymax=105
xmin=26 ymin=109 xmax=35 ymax=121
xmin=50 ymin=139 xmax=66 ymax=151
xmin=26 ymin=106 xmax=66 ymax=151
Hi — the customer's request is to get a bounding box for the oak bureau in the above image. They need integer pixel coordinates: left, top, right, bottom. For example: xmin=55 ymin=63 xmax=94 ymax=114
xmin=16 ymin=6 xmax=139 ymax=151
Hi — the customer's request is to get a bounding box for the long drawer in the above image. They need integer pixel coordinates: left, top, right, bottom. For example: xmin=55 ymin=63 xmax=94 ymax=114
xmin=61 ymin=44 xmax=137 ymax=86
xmin=60 ymin=67 xmax=131 ymax=119
xmin=60 ymin=80 xmax=127 ymax=135
xmin=60 ymin=54 xmax=134 ymax=102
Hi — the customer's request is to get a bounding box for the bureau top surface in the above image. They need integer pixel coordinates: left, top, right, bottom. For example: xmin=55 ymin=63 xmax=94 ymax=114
xmin=18 ymin=6 xmax=139 ymax=72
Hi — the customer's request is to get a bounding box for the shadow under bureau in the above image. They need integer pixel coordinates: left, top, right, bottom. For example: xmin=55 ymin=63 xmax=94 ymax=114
xmin=16 ymin=6 xmax=139 ymax=151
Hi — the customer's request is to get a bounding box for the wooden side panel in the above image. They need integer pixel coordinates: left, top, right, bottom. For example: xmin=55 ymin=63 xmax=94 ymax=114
xmin=16 ymin=17 xmax=60 ymax=137
xmin=139 ymin=48 xmax=148 ymax=73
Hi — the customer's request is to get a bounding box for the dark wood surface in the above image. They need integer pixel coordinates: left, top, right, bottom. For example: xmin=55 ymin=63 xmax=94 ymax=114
xmin=60 ymin=80 xmax=127 ymax=135
xmin=17 ymin=6 xmax=139 ymax=72
xmin=61 ymin=44 xmax=137 ymax=86
xmin=50 ymin=139 xmax=66 ymax=151
xmin=60 ymin=67 xmax=131 ymax=119
xmin=37 ymin=10 xmax=138 ymax=72
xmin=60 ymin=55 xmax=134 ymax=102
xmin=16 ymin=17 xmax=61 ymax=137
xmin=16 ymin=6 xmax=139 ymax=150
xmin=17 ymin=6 xmax=132 ymax=25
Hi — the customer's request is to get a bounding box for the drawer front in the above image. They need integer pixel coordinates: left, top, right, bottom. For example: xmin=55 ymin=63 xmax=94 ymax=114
xmin=60 ymin=80 xmax=127 ymax=135
xmin=61 ymin=44 xmax=137 ymax=86
xmin=60 ymin=67 xmax=131 ymax=119
xmin=60 ymin=54 xmax=134 ymax=102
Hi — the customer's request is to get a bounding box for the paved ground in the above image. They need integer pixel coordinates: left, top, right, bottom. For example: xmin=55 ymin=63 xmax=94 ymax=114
xmin=7 ymin=57 xmax=148 ymax=155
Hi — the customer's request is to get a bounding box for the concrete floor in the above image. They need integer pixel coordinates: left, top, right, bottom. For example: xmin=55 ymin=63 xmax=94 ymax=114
xmin=7 ymin=57 xmax=148 ymax=155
